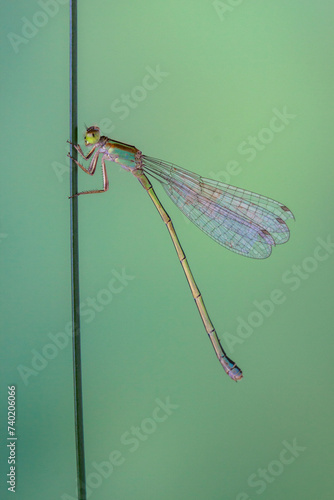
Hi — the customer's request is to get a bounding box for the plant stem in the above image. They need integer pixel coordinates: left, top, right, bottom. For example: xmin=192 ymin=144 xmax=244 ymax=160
xmin=69 ymin=1 xmax=87 ymax=499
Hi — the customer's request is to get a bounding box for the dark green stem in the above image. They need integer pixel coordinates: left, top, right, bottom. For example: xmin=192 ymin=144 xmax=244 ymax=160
xmin=69 ymin=1 xmax=86 ymax=499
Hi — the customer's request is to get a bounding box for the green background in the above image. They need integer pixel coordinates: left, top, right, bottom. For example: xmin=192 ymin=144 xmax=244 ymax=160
xmin=1 ymin=1 xmax=333 ymax=499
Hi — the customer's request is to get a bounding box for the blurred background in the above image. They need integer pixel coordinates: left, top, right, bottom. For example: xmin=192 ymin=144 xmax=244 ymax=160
xmin=1 ymin=1 xmax=333 ymax=499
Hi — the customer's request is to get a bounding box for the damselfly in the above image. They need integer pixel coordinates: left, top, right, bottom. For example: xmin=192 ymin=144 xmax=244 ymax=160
xmin=68 ymin=126 xmax=294 ymax=381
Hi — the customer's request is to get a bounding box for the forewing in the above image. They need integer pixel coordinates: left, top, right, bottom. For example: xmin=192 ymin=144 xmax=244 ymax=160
xmin=142 ymin=155 xmax=293 ymax=259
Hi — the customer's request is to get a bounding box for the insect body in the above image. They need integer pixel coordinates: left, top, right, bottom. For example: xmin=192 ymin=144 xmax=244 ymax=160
xmin=68 ymin=126 xmax=294 ymax=381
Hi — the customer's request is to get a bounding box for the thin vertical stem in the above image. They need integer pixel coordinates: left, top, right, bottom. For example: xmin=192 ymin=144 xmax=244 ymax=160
xmin=69 ymin=1 xmax=87 ymax=499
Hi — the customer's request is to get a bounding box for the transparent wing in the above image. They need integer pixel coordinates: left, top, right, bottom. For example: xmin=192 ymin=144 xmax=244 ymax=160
xmin=142 ymin=155 xmax=294 ymax=259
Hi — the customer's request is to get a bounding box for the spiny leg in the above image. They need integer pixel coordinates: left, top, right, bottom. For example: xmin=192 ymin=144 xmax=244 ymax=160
xmin=67 ymin=148 xmax=100 ymax=176
xmin=69 ymin=156 xmax=110 ymax=197
xmin=134 ymin=170 xmax=243 ymax=381
xmin=67 ymin=140 xmax=97 ymax=161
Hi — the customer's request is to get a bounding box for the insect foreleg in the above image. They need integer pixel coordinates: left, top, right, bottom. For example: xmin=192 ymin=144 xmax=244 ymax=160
xmin=69 ymin=156 xmax=109 ymax=197
xmin=67 ymin=141 xmax=97 ymax=161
